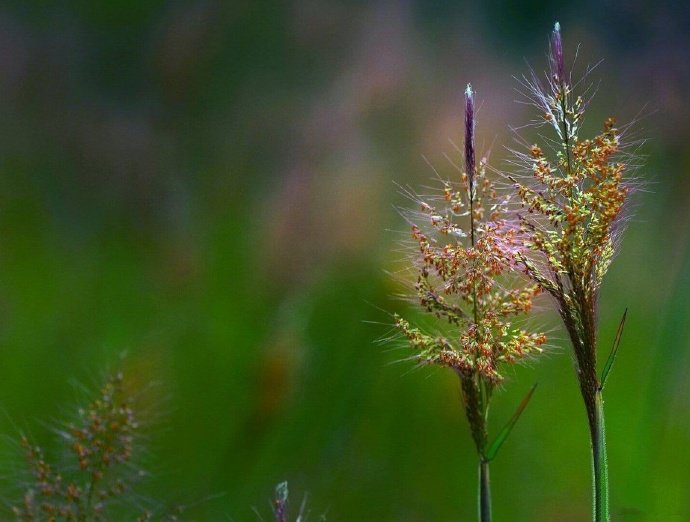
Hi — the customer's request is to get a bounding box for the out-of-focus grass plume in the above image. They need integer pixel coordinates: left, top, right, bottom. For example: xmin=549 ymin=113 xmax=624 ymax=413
xmin=0 ymin=1 xmax=687 ymax=519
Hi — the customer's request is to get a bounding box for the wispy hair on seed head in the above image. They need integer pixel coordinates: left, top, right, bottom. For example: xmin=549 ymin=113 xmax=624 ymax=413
xmin=390 ymin=86 xmax=547 ymax=387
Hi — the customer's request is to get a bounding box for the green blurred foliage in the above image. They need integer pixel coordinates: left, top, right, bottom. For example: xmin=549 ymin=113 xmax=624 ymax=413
xmin=0 ymin=1 xmax=688 ymax=519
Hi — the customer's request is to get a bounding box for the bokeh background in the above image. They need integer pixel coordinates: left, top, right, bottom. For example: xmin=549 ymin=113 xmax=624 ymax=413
xmin=0 ymin=0 xmax=688 ymax=519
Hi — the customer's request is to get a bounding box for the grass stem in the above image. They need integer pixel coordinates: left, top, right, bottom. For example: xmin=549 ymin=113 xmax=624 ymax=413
xmin=478 ymin=458 xmax=492 ymax=522
xmin=592 ymin=390 xmax=610 ymax=522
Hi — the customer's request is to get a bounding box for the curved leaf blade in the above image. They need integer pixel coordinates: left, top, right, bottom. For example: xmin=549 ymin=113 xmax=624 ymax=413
xmin=600 ymin=308 xmax=628 ymax=390
xmin=485 ymin=383 xmax=537 ymax=461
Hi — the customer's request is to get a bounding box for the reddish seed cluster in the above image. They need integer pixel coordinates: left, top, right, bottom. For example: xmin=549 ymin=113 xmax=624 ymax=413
xmin=13 ymin=373 xmax=146 ymax=521
xmin=396 ymin=159 xmax=546 ymax=383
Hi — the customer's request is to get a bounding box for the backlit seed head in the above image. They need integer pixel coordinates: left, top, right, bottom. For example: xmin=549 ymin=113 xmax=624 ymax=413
xmin=395 ymin=88 xmax=546 ymax=383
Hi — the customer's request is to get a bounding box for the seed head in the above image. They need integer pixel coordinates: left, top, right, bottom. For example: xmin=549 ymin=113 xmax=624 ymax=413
xmin=395 ymin=88 xmax=546 ymax=384
xmin=508 ymin=23 xmax=641 ymax=399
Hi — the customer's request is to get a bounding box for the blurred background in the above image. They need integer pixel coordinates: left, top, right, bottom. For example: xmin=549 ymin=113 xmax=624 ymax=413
xmin=0 ymin=0 xmax=688 ymax=519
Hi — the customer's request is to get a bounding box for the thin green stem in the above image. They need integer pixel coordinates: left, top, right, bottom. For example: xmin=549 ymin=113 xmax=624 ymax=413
xmin=566 ymin=306 xmax=609 ymax=521
xmin=592 ymin=390 xmax=610 ymax=522
xmin=478 ymin=458 xmax=492 ymax=522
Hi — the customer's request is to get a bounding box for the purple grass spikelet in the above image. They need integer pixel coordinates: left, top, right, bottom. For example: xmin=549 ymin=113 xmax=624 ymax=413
xmin=273 ymin=481 xmax=288 ymax=522
xmin=551 ymin=21 xmax=565 ymax=86
xmin=270 ymin=481 xmax=321 ymax=521
xmin=464 ymin=83 xmax=476 ymax=192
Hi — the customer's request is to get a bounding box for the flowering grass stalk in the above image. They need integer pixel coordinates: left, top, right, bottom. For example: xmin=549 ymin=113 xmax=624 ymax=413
xmin=394 ymin=85 xmax=546 ymax=521
xmin=509 ymin=22 xmax=636 ymax=521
